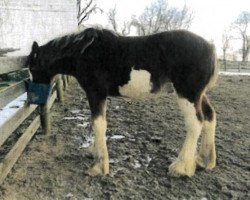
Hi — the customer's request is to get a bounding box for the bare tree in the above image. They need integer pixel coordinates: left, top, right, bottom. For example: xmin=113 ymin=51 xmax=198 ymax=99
xmin=131 ymin=0 xmax=193 ymax=36
xmin=107 ymin=6 xmax=118 ymax=33
xmin=107 ymin=6 xmax=130 ymax=36
xmin=232 ymin=11 xmax=250 ymax=63
xmin=77 ymin=0 xmax=103 ymax=27
xmin=222 ymin=30 xmax=231 ymax=71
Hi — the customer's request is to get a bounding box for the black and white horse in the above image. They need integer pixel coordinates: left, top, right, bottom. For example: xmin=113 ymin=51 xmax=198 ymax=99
xmin=27 ymin=28 xmax=218 ymax=177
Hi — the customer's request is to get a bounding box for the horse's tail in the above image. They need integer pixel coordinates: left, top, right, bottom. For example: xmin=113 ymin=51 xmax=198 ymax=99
xmin=207 ymin=44 xmax=219 ymax=90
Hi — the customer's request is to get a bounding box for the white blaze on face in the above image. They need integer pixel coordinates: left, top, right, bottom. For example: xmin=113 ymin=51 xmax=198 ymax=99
xmin=28 ymin=70 xmax=33 ymax=81
xmin=119 ymin=69 xmax=153 ymax=98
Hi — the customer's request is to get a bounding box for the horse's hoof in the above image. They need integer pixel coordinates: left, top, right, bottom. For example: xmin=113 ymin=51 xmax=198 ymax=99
xmin=168 ymin=158 xmax=196 ymax=177
xmin=196 ymin=154 xmax=216 ymax=171
xmin=87 ymin=161 xmax=109 ymax=177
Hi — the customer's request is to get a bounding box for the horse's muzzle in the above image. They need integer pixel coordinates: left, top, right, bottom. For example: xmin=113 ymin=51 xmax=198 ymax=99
xmin=25 ymin=80 xmax=52 ymax=105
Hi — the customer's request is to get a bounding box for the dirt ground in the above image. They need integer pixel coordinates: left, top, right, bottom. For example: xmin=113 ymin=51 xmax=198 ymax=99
xmin=0 ymin=76 xmax=249 ymax=200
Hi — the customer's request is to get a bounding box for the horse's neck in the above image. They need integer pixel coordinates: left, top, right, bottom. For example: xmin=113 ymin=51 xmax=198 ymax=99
xmin=50 ymin=56 xmax=76 ymax=76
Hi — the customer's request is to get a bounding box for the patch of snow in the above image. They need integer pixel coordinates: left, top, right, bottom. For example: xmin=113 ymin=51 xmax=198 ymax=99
xmin=110 ymin=135 xmax=125 ymax=140
xmin=79 ymin=136 xmax=94 ymax=149
xmin=77 ymin=122 xmax=89 ymax=128
xmin=145 ymin=155 xmax=152 ymax=168
xmin=70 ymin=109 xmax=81 ymax=114
xmin=0 ymin=93 xmax=37 ymax=126
xmin=76 ymin=114 xmax=85 ymax=117
xmin=66 ymin=193 xmax=74 ymax=198
xmin=129 ymin=138 xmax=136 ymax=142
xmin=63 ymin=116 xmax=87 ymax=121
xmin=63 ymin=117 xmax=76 ymax=120
xmin=109 ymin=158 xmax=119 ymax=164
xmin=219 ymin=71 xmax=250 ymax=76
xmin=76 ymin=116 xmax=85 ymax=120
xmin=133 ymin=160 xmax=141 ymax=169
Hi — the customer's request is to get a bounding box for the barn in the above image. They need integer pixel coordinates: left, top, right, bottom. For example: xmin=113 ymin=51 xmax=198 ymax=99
xmin=0 ymin=0 xmax=77 ymax=55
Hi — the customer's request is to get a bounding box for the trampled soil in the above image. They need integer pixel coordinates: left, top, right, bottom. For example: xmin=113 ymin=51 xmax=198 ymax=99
xmin=0 ymin=76 xmax=250 ymax=200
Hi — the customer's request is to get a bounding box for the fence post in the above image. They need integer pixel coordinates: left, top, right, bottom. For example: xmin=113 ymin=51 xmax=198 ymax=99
xmin=40 ymin=104 xmax=51 ymax=135
xmin=67 ymin=75 xmax=71 ymax=83
xmin=62 ymin=75 xmax=68 ymax=90
xmin=56 ymin=75 xmax=64 ymax=103
xmin=223 ymin=59 xmax=227 ymax=71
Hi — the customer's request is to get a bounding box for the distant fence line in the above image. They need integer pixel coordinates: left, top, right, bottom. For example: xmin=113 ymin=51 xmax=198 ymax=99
xmin=218 ymin=59 xmax=250 ymax=72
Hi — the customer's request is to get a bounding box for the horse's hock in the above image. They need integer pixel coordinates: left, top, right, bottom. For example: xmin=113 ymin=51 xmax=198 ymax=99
xmin=0 ymin=56 xmax=70 ymax=184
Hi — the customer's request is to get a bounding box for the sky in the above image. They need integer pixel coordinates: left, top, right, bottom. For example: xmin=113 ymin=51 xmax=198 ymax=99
xmin=87 ymin=0 xmax=250 ymax=58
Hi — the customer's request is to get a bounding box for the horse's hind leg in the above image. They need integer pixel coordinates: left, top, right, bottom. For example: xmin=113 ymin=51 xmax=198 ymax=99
xmin=196 ymin=95 xmax=216 ymax=170
xmin=85 ymin=91 xmax=109 ymax=176
xmin=168 ymin=96 xmax=203 ymax=177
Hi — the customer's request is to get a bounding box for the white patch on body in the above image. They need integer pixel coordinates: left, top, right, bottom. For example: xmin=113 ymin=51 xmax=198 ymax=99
xmin=119 ymin=69 xmax=153 ymax=98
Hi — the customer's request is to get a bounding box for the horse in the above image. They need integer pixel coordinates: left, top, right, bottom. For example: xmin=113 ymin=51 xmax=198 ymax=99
xmin=26 ymin=28 xmax=218 ymax=177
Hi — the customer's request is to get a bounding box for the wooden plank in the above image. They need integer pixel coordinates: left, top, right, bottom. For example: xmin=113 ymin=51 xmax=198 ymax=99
xmin=0 ymin=56 xmax=27 ymax=75
xmin=0 ymin=81 xmax=26 ymax=109
xmin=40 ymin=91 xmax=57 ymax=135
xmin=0 ymin=116 xmax=40 ymax=185
xmin=0 ymin=104 xmax=37 ymax=147
xmin=40 ymin=104 xmax=50 ymax=135
xmin=62 ymin=75 xmax=68 ymax=89
xmin=47 ymin=90 xmax=57 ymax=110
xmin=56 ymin=75 xmax=64 ymax=103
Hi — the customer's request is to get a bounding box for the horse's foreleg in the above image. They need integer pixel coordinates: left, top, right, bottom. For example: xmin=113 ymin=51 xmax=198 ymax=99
xmin=88 ymin=113 xmax=109 ymax=176
xmin=86 ymin=92 xmax=109 ymax=176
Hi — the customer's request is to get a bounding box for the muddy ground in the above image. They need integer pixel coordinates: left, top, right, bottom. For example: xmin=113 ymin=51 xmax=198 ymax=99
xmin=0 ymin=76 xmax=250 ymax=200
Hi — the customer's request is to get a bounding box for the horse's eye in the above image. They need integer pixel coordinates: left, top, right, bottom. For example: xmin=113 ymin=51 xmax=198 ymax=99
xmin=29 ymin=66 xmax=37 ymax=72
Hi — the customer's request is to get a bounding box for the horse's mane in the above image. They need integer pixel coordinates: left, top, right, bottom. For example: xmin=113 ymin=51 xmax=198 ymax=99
xmin=40 ymin=28 xmax=118 ymax=58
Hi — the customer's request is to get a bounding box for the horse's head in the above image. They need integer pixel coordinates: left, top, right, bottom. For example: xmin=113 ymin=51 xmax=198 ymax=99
xmin=26 ymin=41 xmax=53 ymax=85
xmin=27 ymin=28 xmax=99 ymax=84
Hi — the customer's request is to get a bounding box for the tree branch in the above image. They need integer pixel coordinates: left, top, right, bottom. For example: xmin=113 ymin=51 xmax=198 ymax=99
xmin=77 ymin=0 xmax=103 ymax=26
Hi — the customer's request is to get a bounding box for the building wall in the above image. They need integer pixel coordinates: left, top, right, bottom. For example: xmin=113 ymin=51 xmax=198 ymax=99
xmin=0 ymin=0 xmax=77 ymax=55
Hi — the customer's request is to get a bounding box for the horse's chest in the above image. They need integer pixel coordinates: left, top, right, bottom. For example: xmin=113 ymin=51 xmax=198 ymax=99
xmin=118 ymin=69 xmax=153 ymax=98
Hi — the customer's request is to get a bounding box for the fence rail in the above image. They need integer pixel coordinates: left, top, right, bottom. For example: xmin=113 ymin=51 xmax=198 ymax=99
xmin=0 ymin=56 xmax=70 ymax=184
xmin=218 ymin=60 xmax=250 ymax=72
xmin=0 ymin=80 xmax=27 ymax=108
xmin=0 ymin=56 xmax=26 ymax=74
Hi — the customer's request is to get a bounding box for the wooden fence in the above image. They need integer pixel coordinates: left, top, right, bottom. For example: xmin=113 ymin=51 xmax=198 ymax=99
xmin=218 ymin=59 xmax=250 ymax=72
xmin=0 ymin=56 xmax=70 ymax=184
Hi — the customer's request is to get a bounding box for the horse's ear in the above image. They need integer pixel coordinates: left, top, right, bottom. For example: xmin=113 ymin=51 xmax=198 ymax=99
xmin=31 ymin=41 xmax=40 ymax=61
xmin=32 ymin=41 xmax=39 ymax=53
